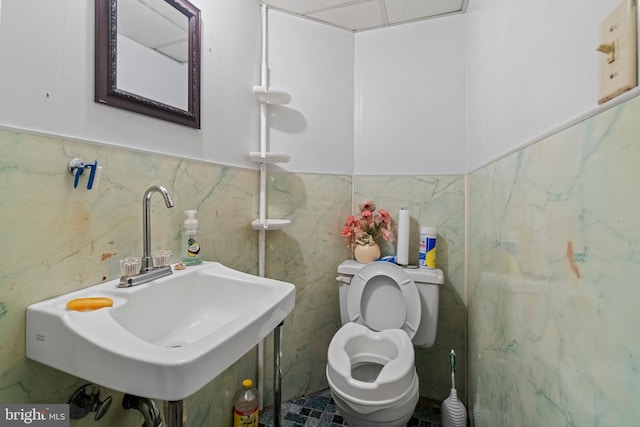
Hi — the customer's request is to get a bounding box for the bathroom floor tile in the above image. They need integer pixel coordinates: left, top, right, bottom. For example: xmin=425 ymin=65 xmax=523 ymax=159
xmin=259 ymin=389 xmax=441 ymax=427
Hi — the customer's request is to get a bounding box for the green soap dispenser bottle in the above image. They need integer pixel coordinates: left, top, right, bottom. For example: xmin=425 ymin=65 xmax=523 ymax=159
xmin=181 ymin=210 xmax=202 ymax=265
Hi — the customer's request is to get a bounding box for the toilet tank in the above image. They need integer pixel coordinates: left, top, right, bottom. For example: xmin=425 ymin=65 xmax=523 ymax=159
xmin=336 ymin=260 xmax=444 ymax=348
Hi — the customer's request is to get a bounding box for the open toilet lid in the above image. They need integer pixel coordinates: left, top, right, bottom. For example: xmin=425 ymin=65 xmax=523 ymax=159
xmin=347 ymin=262 xmax=421 ymax=339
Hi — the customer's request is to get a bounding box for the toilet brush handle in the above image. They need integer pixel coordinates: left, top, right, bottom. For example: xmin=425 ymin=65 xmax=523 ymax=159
xmin=449 ymin=349 xmax=456 ymax=389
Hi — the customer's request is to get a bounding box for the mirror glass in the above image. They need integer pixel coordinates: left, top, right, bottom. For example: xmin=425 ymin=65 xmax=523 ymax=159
xmin=117 ymin=0 xmax=189 ymax=110
xmin=95 ymin=0 xmax=201 ymax=128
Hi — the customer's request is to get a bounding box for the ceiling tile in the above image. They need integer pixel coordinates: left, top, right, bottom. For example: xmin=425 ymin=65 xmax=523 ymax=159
xmin=260 ymin=0 xmax=469 ymax=32
xmin=384 ymin=0 xmax=464 ymax=24
xmin=309 ymin=1 xmax=384 ymax=31
xmin=262 ymin=0 xmax=358 ymax=14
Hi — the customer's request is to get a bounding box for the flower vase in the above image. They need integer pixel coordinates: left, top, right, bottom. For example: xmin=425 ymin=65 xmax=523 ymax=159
xmin=353 ymin=243 xmax=381 ymax=264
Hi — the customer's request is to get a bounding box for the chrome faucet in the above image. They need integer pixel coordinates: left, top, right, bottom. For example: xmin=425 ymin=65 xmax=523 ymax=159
xmin=119 ymin=185 xmax=174 ymax=287
xmin=142 ymin=185 xmax=174 ymax=271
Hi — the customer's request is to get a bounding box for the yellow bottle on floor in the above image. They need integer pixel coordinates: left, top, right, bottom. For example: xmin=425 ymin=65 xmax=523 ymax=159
xmin=233 ymin=379 xmax=258 ymax=427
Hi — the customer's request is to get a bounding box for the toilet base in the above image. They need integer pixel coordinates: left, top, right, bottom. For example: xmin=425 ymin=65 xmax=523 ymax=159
xmin=329 ymin=373 xmax=419 ymax=427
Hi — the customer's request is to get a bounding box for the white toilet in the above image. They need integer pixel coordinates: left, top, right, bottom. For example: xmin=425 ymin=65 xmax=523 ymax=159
xmin=326 ymin=260 xmax=444 ymax=427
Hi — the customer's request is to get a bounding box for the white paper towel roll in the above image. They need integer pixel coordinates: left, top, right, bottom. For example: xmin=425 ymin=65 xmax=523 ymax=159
xmin=396 ymin=209 xmax=410 ymax=265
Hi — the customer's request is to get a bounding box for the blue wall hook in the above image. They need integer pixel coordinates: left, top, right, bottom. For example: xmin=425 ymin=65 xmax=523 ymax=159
xmin=68 ymin=158 xmax=99 ymax=190
xmin=73 ymin=167 xmax=83 ymax=188
xmin=85 ymin=161 xmax=98 ymax=190
xmin=68 ymin=158 xmax=85 ymax=189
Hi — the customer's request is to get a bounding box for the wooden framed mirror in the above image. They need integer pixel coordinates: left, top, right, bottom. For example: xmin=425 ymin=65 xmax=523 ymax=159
xmin=95 ymin=0 xmax=201 ymax=128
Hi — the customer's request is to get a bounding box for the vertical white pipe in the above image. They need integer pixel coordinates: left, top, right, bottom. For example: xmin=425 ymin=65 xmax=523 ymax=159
xmin=259 ymin=4 xmax=268 ymax=158
xmin=259 ymin=163 xmax=267 ymax=223
xmin=257 ymin=227 xmax=266 ymax=410
xmin=261 ymin=4 xmax=268 ymax=87
xmin=260 ymin=104 xmax=268 ymax=158
xmin=257 ymin=3 xmax=268 ymax=411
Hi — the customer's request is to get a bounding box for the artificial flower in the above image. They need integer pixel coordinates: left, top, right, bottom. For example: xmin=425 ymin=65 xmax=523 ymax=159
xmin=341 ymin=200 xmax=394 ymax=247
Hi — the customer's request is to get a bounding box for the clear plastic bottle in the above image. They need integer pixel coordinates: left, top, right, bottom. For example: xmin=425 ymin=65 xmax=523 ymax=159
xmin=233 ymin=379 xmax=258 ymax=427
xmin=181 ymin=210 xmax=202 ymax=265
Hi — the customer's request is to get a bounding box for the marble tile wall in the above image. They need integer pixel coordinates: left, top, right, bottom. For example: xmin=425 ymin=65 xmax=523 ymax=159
xmin=260 ymin=173 xmax=466 ymax=405
xmin=354 ymin=176 xmax=466 ymax=401
xmin=0 ymin=127 xmax=465 ymax=426
xmin=0 ymin=128 xmax=262 ymax=425
xmin=8 ymin=89 xmax=638 ymax=425
xmin=468 ymin=96 xmax=640 ymax=426
xmin=261 ymin=172 xmax=353 ymax=403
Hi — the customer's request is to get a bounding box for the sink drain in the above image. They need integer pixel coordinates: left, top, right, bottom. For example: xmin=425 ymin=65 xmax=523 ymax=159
xmin=167 ymin=343 xmax=185 ymax=348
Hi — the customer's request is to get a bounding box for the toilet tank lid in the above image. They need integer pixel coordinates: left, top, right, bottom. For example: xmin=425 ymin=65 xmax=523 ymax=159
xmin=338 ymin=260 xmax=444 ymax=284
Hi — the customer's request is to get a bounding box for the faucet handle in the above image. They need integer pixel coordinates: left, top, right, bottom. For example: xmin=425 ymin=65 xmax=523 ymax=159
xmin=120 ymin=257 xmax=142 ymax=277
xmin=152 ymin=250 xmax=172 ymax=268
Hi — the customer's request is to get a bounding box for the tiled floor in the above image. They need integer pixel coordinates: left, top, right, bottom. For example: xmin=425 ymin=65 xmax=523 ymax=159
xmin=259 ymin=389 xmax=442 ymax=427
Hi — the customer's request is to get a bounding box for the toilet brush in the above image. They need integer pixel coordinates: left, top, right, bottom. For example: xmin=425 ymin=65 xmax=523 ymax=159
xmin=441 ymin=349 xmax=467 ymax=427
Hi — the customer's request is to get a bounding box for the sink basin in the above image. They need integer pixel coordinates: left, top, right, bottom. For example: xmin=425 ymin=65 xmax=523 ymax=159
xmin=26 ymin=262 xmax=295 ymax=400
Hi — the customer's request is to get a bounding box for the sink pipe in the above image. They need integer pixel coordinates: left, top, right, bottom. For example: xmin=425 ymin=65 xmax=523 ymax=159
xmin=122 ymin=394 xmax=163 ymax=427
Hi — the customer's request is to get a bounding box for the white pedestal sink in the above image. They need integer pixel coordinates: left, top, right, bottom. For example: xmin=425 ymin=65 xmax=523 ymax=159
xmin=26 ymin=262 xmax=295 ymax=401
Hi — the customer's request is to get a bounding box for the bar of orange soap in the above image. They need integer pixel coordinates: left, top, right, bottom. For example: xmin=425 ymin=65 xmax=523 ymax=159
xmin=66 ymin=297 xmax=113 ymax=311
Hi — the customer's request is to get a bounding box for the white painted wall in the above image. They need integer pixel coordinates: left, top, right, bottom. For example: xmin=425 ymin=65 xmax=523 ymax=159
xmin=354 ymin=15 xmax=467 ymax=175
xmin=352 ymin=0 xmax=635 ymax=174
xmin=267 ymin=10 xmax=354 ymax=174
xmin=0 ymin=0 xmax=632 ymax=175
xmin=0 ymin=0 xmax=261 ymax=169
xmin=465 ymin=0 xmax=625 ymax=171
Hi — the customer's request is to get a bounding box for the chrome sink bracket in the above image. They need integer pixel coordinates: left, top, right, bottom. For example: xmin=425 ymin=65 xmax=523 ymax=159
xmin=68 ymin=383 xmax=112 ymax=420
xmin=274 ymin=321 xmax=284 ymax=427
xmin=164 ymin=400 xmax=184 ymax=427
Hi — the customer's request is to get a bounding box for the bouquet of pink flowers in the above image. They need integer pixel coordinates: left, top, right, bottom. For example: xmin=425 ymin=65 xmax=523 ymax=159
xmin=341 ymin=200 xmax=394 ymax=247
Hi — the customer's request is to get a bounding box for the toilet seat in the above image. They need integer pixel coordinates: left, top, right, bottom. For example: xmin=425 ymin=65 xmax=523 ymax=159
xmin=347 ymin=262 xmax=421 ymax=339
xmin=326 ymin=323 xmax=417 ymax=408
